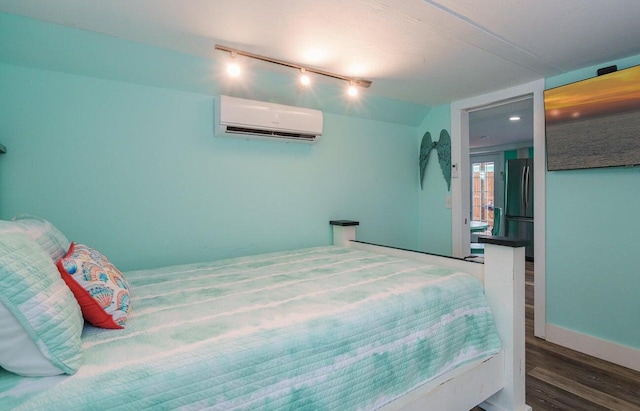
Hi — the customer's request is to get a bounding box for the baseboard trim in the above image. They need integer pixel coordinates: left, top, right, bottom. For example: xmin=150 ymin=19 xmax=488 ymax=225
xmin=546 ymin=324 xmax=640 ymax=372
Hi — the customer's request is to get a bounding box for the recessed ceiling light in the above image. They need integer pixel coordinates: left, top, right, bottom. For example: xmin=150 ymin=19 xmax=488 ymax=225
xmin=509 ymin=116 xmax=521 ymax=121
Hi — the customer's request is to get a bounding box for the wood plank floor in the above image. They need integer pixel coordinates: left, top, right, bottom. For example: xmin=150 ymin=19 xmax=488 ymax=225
xmin=475 ymin=261 xmax=640 ymax=411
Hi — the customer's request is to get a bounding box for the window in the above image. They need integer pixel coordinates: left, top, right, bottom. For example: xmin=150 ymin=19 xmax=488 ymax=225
xmin=471 ymin=161 xmax=495 ymax=233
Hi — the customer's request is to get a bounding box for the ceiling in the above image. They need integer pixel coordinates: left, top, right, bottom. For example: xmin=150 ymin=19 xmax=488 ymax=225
xmin=1 ymin=0 xmax=640 ymax=108
xmin=469 ymin=98 xmax=533 ymax=149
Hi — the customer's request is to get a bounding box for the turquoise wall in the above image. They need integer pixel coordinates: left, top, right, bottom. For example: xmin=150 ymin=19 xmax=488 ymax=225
xmin=545 ymin=54 xmax=640 ymax=349
xmin=0 ymin=12 xmax=429 ymax=127
xmin=0 ymin=13 xmax=423 ymax=271
xmin=417 ymin=105 xmax=452 ymax=255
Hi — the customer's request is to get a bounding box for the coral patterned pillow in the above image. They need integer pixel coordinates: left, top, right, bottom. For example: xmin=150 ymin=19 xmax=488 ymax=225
xmin=57 ymin=243 xmax=131 ymax=329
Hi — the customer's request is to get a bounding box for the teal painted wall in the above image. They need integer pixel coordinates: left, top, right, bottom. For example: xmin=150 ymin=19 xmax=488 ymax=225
xmin=504 ymin=150 xmax=518 ymax=162
xmin=545 ymin=54 xmax=640 ymax=349
xmin=0 ymin=12 xmax=429 ymax=127
xmin=417 ymin=105 xmax=452 ymax=255
xmin=0 ymin=62 xmax=419 ymax=271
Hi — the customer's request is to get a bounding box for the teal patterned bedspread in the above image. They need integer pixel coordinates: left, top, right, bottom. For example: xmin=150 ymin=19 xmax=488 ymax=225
xmin=0 ymin=246 xmax=501 ymax=410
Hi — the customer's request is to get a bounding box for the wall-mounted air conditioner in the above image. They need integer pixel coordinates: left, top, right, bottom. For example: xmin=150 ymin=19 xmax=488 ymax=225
xmin=215 ymin=95 xmax=323 ymax=143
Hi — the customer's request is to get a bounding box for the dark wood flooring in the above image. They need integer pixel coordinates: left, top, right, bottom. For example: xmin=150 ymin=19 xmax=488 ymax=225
xmin=475 ymin=261 xmax=640 ymax=411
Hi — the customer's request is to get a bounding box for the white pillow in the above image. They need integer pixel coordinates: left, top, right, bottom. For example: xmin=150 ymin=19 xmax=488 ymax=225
xmin=0 ymin=232 xmax=83 ymax=376
xmin=0 ymin=215 xmax=70 ymax=262
xmin=0 ymin=303 xmax=63 ymax=376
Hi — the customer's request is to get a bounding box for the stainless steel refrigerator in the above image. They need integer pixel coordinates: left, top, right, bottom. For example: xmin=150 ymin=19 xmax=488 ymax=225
xmin=505 ymin=158 xmax=534 ymax=260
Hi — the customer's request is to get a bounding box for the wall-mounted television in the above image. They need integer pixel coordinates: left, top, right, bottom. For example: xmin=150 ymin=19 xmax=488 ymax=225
xmin=544 ymin=64 xmax=640 ymax=171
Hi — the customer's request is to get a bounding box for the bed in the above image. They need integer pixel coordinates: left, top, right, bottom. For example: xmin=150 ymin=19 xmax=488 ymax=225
xmin=0 ymin=218 xmax=531 ymax=411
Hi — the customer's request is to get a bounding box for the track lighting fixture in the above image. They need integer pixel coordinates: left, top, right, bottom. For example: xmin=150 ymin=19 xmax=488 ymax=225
xmin=215 ymin=44 xmax=371 ymax=98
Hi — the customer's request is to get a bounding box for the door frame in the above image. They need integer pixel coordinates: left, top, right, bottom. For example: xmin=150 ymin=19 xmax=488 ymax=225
xmin=451 ymin=79 xmax=546 ymax=338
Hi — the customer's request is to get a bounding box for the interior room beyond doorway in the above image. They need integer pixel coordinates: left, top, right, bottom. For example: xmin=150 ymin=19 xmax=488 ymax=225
xmin=468 ymin=98 xmax=533 ymax=257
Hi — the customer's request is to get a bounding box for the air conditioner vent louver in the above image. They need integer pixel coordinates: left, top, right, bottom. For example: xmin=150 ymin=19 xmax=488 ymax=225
xmin=225 ymin=126 xmax=317 ymax=141
xmin=215 ymin=95 xmax=323 ymax=143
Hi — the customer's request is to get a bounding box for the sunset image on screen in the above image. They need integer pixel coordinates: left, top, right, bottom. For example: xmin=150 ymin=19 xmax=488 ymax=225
xmin=545 ymin=65 xmax=640 ymax=125
xmin=544 ymin=65 xmax=640 ymax=170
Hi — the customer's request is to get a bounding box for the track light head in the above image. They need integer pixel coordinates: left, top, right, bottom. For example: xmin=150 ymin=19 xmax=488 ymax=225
xmin=226 ymin=51 xmax=241 ymax=77
xmin=227 ymin=62 xmax=241 ymax=77
xmin=347 ymin=82 xmax=358 ymax=97
xmin=299 ymin=68 xmax=311 ymax=87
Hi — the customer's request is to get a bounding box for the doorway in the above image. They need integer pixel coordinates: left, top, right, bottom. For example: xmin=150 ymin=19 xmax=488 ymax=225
xmin=468 ymin=97 xmax=534 ymax=256
xmin=450 ymin=79 xmax=546 ymax=339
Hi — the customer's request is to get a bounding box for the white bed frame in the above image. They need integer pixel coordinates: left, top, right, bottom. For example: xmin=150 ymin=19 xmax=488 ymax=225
xmin=331 ymin=221 xmax=531 ymax=411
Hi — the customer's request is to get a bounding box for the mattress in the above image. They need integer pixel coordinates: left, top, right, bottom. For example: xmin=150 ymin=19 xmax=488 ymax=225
xmin=0 ymin=246 xmax=501 ymax=410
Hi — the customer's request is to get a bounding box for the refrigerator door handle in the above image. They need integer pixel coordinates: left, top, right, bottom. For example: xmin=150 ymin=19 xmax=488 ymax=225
xmin=528 ymin=165 xmax=532 ymax=211
xmin=524 ymin=165 xmax=530 ymax=211
xmin=520 ymin=165 xmax=526 ymax=211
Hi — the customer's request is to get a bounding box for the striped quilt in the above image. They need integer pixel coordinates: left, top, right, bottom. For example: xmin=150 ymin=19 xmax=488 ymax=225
xmin=0 ymin=246 xmax=501 ymax=410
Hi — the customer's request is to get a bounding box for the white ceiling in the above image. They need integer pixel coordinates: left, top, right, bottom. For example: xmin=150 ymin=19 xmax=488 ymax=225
xmin=469 ymin=98 xmax=533 ymax=149
xmin=1 ymin=0 xmax=640 ymax=107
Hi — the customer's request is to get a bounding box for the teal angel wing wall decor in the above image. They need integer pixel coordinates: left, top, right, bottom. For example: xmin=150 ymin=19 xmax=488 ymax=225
xmin=418 ymin=129 xmax=451 ymax=191
xmin=437 ymin=130 xmax=451 ymax=191
xmin=419 ymin=132 xmax=433 ymax=189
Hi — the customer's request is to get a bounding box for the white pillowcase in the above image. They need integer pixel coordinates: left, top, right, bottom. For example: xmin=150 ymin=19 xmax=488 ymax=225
xmin=0 ymin=215 xmax=70 ymax=262
xmin=0 ymin=303 xmax=64 ymax=376
xmin=0 ymin=232 xmax=83 ymax=376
